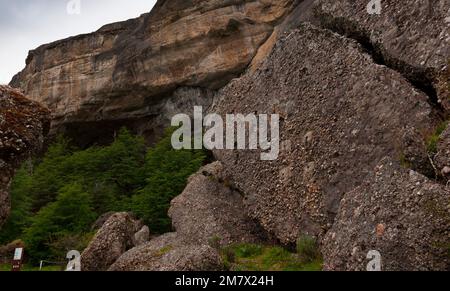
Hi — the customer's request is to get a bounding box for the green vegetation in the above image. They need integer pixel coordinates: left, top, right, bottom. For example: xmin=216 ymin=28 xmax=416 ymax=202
xmin=399 ymin=153 xmax=412 ymax=168
xmin=426 ymin=120 xmax=448 ymax=154
xmin=0 ymin=263 xmax=63 ymax=272
xmin=131 ymin=130 xmax=206 ymax=233
xmin=0 ymin=128 xmax=206 ymax=264
xmin=296 ymin=235 xmax=321 ymax=263
xmin=220 ymin=241 xmax=323 ymax=271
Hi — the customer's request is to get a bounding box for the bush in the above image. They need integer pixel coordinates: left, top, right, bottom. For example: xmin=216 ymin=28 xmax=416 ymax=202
xmin=426 ymin=120 xmax=448 ymax=154
xmin=233 ymin=244 xmax=264 ymax=258
xmin=296 ymin=235 xmax=321 ymax=263
xmin=0 ymin=166 xmax=33 ymax=244
xmin=220 ymin=243 xmax=322 ymax=271
xmin=23 ymin=183 xmax=96 ymax=261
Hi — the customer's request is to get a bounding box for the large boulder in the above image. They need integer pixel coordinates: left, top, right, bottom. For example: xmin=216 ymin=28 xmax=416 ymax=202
xmin=81 ymin=212 xmax=143 ymax=271
xmin=0 ymin=85 xmax=50 ymax=228
xmin=213 ymin=23 xmax=438 ymax=244
xmin=314 ymin=0 xmax=450 ymax=111
xmin=169 ymin=161 xmax=266 ymax=246
xmin=109 ymin=162 xmax=264 ymax=271
xmin=109 ymin=233 xmax=224 ymax=271
xmin=10 ymin=0 xmax=296 ymax=145
xmin=322 ymin=158 xmax=450 ymax=271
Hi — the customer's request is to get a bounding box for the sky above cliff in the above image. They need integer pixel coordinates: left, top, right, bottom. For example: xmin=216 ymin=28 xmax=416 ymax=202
xmin=0 ymin=0 xmax=156 ymax=84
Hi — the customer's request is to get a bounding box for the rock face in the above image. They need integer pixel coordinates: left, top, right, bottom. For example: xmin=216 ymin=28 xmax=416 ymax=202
xmin=322 ymin=158 xmax=450 ymax=271
xmin=109 ymin=232 xmax=224 ymax=271
xmin=10 ymin=0 xmax=294 ymax=145
xmin=109 ymin=162 xmax=264 ymax=271
xmin=0 ymin=85 xmax=50 ymax=228
xmin=213 ymin=23 xmax=439 ymax=244
xmin=314 ymin=0 xmax=450 ymax=111
xmin=7 ymin=0 xmax=450 ymax=271
xmin=134 ymin=226 xmax=150 ymax=247
xmin=80 ymin=212 xmax=143 ymax=271
xmin=169 ymin=162 xmax=265 ymax=246
xmin=435 ymin=124 xmax=450 ymax=181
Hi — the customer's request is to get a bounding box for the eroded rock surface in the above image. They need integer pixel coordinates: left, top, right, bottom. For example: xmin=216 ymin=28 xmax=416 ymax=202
xmin=169 ymin=162 xmax=265 ymax=246
xmin=109 ymin=162 xmax=264 ymax=271
xmin=435 ymin=123 xmax=450 ymax=181
xmin=109 ymin=232 xmax=224 ymax=271
xmin=0 ymin=85 xmax=50 ymax=228
xmin=81 ymin=212 xmax=143 ymax=271
xmin=10 ymin=0 xmax=295 ymax=145
xmin=213 ymin=24 xmax=439 ymax=245
xmin=322 ymin=158 xmax=450 ymax=271
xmin=314 ymin=0 xmax=450 ymax=111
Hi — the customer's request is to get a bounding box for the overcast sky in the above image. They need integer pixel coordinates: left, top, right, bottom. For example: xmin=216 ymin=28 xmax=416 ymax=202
xmin=0 ymin=0 xmax=157 ymax=84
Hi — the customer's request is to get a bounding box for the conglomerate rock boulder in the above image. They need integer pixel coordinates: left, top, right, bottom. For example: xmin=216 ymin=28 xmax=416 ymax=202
xmin=109 ymin=162 xmax=264 ymax=271
xmin=109 ymin=233 xmax=224 ymax=271
xmin=322 ymin=157 xmax=450 ymax=271
xmin=10 ymin=0 xmax=295 ymax=145
xmin=213 ymin=23 xmax=439 ymax=245
xmin=314 ymin=0 xmax=450 ymax=111
xmin=0 ymin=85 xmax=50 ymax=228
xmin=169 ymin=161 xmax=266 ymax=246
xmin=81 ymin=212 xmax=144 ymax=271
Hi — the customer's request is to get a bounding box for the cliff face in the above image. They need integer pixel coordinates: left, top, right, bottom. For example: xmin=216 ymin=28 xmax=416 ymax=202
xmin=6 ymin=0 xmax=450 ymax=271
xmin=0 ymin=86 xmax=50 ymax=227
xmin=10 ymin=0 xmax=294 ymax=145
xmin=211 ymin=0 xmax=450 ymax=270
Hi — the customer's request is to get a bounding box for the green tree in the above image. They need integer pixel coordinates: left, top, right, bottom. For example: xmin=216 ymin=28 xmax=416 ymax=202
xmin=0 ymin=165 xmax=33 ymax=244
xmin=131 ymin=128 xmax=206 ymax=233
xmin=23 ymin=183 xmax=96 ymax=261
xmin=29 ymin=137 xmax=73 ymax=211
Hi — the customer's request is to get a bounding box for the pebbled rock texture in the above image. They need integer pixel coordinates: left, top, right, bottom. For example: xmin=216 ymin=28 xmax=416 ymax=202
xmin=213 ymin=23 xmax=439 ymax=244
xmin=0 ymin=85 xmax=50 ymax=228
xmin=314 ymin=0 xmax=450 ymax=111
xmin=80 ymin=212 xmax=143 ymax=271
xmin=322 ymin=157 xmax=450 ymax=271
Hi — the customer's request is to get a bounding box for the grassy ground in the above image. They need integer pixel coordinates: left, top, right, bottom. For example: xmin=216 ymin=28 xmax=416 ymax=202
xmin=220 ymin=243 xmax=323 ymax=271
xmin=0 ymin=263 xmax=63 ymax=271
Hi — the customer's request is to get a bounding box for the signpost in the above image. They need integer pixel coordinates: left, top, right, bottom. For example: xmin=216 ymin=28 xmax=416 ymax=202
xmin=11 ymin=247 xmax=24 ymax=271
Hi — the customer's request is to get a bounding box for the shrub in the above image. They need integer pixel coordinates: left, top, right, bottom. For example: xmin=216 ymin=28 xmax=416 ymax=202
xmin=296 ymin=235 xmax=321 ymax=263
xmin=426 ymin=120 xmax=448 ymax=154
xmin=23 ymin=183 xmax=96 ymax=261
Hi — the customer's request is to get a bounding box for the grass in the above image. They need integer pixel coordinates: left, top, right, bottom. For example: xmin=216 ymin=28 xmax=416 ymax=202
xmin=296 ymin=235 xmax=321 ymax=263
xmin=0 ymin=263 xmax=63 ymax=271
xmin=426 ymin=120 xmax=449 ymax=154
xmin=220 ymin=242 xmax=323 ymax=271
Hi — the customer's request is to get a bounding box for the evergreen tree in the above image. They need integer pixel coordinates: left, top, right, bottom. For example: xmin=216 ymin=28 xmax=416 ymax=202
xmin=23 ymin=183 xmax=96 ymax=260
xmin=131 ymin=128 xmax=206 ymax=233
xmin=0 ymin=165 xmax=33 ymax=244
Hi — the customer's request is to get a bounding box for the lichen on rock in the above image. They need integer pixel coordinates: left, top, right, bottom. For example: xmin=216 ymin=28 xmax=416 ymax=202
xmin=0 ymin=85 xmax=50 ymax=228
